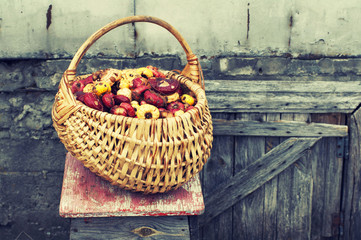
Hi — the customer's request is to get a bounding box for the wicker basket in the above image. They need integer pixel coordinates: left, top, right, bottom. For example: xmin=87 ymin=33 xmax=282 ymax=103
xmin=52 ymin=16 xmax=213 ymax=194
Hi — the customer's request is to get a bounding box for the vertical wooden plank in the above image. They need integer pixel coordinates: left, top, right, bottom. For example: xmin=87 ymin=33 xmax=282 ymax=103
xmin=276 ymin=113 xmax=313 ymax=240
xmin=232 ymin=113 xmax=266 ymax=240
xmin=309 ymin=137 xmax=326 ymax=240
xmin=201 ymin=113 xmax=234 ymax=240
xmin=276 ymin=113 xmax=292 ymax=240
xmin=320 ymin=137 xmax=343 ymax=238
xmin=291 ymin=113 xmax=313 ymax=240
xmin=342 ymin=110 xmax=361 ymax=240
xmin=188 ymin=216 xmax=199 ymax=240
xmin=290 ymin=152 xmax=313 ymax=240
xmin=310 ymin=114 xmax=344 ymax=239
xmin=262 ymin=113 xmax=281 ymax=240
xmin=277 ymin=113 xmax=294 ymax=240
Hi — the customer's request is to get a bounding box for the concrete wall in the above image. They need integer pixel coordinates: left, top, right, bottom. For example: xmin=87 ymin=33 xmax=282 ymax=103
xmin=1 ymin=0 xmax=361 ymax=59
xmin=1 ymin=1 xmax=361 ymax=239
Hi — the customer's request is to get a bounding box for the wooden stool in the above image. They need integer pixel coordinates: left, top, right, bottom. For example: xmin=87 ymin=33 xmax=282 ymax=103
xmin=59 ymin=153 xmax=204 ymax=239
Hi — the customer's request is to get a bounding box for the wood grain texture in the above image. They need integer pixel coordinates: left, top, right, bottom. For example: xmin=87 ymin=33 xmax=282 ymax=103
xmin=276 ymin=113 xmax=313 ymax=240
xmin=200 ymin=113 xmax=234 ymax=240
xmin=322 ymin=138 xmax=343 ymax=237
xmin=232 ymin=113 xmax=266 ymax=240
xmin=263 ymin=113 xmax=282 ymax=240
xmin=205 ymin=80 xmax=361 ymax=113
xmin=342 ymin=108 xmax=361 ymax=240
xmin=311 ymin=113 xmax=346 ymax=125
xmin=70 ymin=216 xmax=190 ymax=240
xmin=205 ymin=80 xmax=361 ymax=93
xmin=212 ymin=119 xmax=348 ymax=137
xmin=199 ymin=137 xmax=320 ymax=226
xmin=59 ymin=153 xmax=204 ymax=218
xmin=309 ymin=115 xmax=344 ymax=239
xmin=187 ymin=216 xmax=199 ymax=240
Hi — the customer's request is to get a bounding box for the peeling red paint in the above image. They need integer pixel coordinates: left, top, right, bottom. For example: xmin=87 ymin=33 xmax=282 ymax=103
xmin=59 ymin=153 xmax=204 ymax=218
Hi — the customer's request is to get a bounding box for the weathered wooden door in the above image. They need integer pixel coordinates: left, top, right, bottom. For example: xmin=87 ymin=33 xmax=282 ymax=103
xmin=195 ymin=79 xmax=361 ymax=240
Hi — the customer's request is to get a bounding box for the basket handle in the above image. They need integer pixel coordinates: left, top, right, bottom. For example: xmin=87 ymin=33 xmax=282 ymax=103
xmin=65 ymin=15 xmax=203 ymax=87
xmin=53 ymin=16 xmax=204 ymax=125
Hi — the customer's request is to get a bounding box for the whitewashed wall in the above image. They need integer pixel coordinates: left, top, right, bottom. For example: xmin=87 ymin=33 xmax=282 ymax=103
xmin=1 ymin=0 xmax=361 ymax=59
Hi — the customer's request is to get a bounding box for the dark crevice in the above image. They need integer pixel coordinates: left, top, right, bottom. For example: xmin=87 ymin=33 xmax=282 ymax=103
xmin=46 ymin=5 xmax=52 ymax=30
xmin=350 ymin=102 xmax=361 ymax=115
xmin=288 ymin=15 xmax=293 ymax=47
xmin=246 ymin=3 xmax=250 ymax=40
xmin=289 ymin=15 xmax=293 ymax=28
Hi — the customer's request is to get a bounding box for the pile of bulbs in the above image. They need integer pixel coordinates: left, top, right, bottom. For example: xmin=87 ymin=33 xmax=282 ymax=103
xmin=70 ymin=66 xmax=196 ymax=119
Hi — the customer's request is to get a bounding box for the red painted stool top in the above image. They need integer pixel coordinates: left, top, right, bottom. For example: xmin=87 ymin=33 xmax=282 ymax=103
xmin=59 ymin=153 xmax=204 ymax=218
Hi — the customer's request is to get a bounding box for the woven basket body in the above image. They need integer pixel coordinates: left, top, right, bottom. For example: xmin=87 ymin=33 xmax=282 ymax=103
xmin=52 ymin=16 xmax=213 ymax=194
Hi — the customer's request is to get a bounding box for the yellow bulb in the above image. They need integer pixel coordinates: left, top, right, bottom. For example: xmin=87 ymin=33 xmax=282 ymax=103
xmin=137 ymin=67 xmax=153 ymax=79
xmin=166 ymin=92 xmax=180 ymax=103
xmin=181 ymin=94 xmax=195 ymax=106
xmin=83 ymin=83 xmax=94 ymax=93
xmin=93 ymin=82 xmax=111 ymax=96
xmin=118 ymin=80 xmax=130 ymax=89
xmin=117 ymin=88 xmax=132 ymax=100
xmin=136 ymin=104 xmax=160 ymax=119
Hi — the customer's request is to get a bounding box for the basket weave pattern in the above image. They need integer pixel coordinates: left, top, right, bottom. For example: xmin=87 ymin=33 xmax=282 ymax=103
xmin=52 ymin=16 xmax=213 ymax=194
